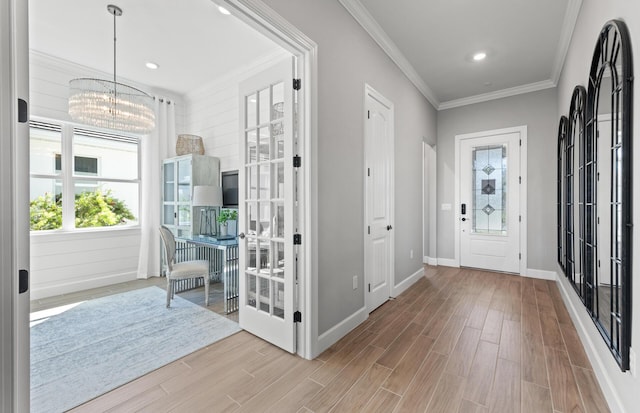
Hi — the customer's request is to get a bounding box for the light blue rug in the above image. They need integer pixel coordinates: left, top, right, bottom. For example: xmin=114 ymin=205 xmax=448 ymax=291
xmin=30 ymin=286 xmax=241 ymax=413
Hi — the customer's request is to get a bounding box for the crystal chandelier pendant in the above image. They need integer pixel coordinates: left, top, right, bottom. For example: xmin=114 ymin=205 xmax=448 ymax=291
xmin=68 ymin=5 xmax=156 ymax=134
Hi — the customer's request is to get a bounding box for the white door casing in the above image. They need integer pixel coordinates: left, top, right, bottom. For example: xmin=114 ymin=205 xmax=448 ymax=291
xmin=455 ymin=126 xmax=527 ymax=274
xmin=364 ymin=85 xmax=394 ymax=313
xmin=239 ymin=59 xmax=297 ymax=353
xmin=0 ymin=0 xmax=30 ymax=410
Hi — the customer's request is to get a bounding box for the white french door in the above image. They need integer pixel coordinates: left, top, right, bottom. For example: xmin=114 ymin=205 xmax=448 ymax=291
xmin=0 ymin=0 xmax=30 ymax=410
xmin=459 ymin=131 xmax=521 ymax=273
xmin=364 ymin=86 xmax=394 ymax=313
xmin=238 ymin=59 xmax=297 ymax=353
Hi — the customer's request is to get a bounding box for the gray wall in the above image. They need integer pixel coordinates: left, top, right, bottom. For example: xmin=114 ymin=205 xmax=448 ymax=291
xmin=556 ymin=1 xmax=640 ymax=411
xmin=262 ymin=0 xmax=437 ymax=335
xmin=437 ymin=88 xmax=558 ymax=271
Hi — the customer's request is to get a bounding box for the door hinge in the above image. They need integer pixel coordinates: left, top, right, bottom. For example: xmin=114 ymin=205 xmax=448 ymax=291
xmin=519 ymin=215 xmax=521 ymax=222
xmin=18 ymin=99 xmax=28 ymax=123
xmin=519 ymin=253 xmax=522 ymax=260
xmin=519 ymin=176 xmax=522 ymax=184
xmin=19 ymin=269 xmax=29 ymax=294
xmin=367 ymin=110 xmax=370 ymax=119
xmin=519 ymin=139 xmax=522 ymax=146
xmin=294 ymin=311 xmax=302 ymax=323
xmin=293 ymin=155 xmax=301 ymax=168
xmin=293 ymin=234 xmax=302 ymax=245
xmin=368 ymin=226 xmax=370 ymax=235
xmin=293 ymin=78 xmax=301 ymax=90
xmin=367 ymin=168 xmax=370 ymax=177
xmin=368 ymin=283 xmax=371 ymax=292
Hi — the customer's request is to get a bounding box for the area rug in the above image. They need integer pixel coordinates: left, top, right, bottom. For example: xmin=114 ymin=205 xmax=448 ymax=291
xmin=30 ymin=286 xmax=241 ymax=413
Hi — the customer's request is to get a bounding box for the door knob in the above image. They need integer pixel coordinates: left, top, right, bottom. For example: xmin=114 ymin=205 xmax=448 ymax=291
xmin=238 ymin=232 xmax=245 ymax=239
xmin=461 ymin=218 xmax=467 ymax=222
xmin=387 ymin=225 xmax=392 ymax=231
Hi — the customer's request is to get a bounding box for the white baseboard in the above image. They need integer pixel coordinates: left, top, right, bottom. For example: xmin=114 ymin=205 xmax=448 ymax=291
xmin=316 ymin=306 xmax=367 ymax=356
xmin=424 ymin=256 xmax=438 ymax=266
xmin=555 ymin=272 xmax=626 ymax=413
xmin=523 ymin=268 xmax=557 ymax=280
xmin=30 ymin=271 xmax=138 ymax=300
xmin=437 ymin=258 xmax=459 ymax=268
xmin=392 ymin=267 xmax=424 ymax=297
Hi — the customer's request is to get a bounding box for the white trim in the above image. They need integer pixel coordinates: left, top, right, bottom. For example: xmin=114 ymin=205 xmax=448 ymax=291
xmin=391 ymin=267 xmax=424 ymax=297
xmin=551 ymin=0 xmax=583 ymax=84
xmin=363 ymin=84 xmax=395 ymax=314
xmin=424 ymin=256 xmax=438 ymax=266
xmin=437 ymin=258 xmax=459 ymax=268
xmin=555 ymin=271 xmax=626 ymax=413
xmin=454 ymin=126 xmax=528 ymax=274
xmin=438 ymin=80 xmax=556 ymax=110
xmin=30 ymin=271 xmax=138 ymax=300
xmin=338 ymin=0 xmax=439 ymax=108
xmin=316 ymin=307 xmax=368 ymax=356
xmin=523 ymin=268 xmax=557 ymax=281
xmin=218 ymin=0 xmax=318 ymax=360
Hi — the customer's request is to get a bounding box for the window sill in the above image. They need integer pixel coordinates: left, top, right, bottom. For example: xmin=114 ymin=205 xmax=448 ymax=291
xmin=30 ymin=225 xmax=141 ymax=241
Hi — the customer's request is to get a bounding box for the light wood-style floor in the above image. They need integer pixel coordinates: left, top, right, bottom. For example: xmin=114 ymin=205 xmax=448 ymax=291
xmin=68 ymin=266 xmax=609 ymax=412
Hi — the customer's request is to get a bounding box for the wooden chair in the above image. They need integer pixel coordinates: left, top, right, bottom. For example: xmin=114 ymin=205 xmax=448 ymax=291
xmin=159 ymin=225 xmax=210 ymax=308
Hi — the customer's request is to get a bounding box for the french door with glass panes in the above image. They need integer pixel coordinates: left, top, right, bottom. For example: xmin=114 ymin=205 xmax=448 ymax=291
xmin=239 ymin=59 xmax=297 ymax=353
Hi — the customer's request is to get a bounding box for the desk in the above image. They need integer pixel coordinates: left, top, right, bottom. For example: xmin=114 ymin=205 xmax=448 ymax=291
xmin=175 ymin=236 xmax=239 ymax=314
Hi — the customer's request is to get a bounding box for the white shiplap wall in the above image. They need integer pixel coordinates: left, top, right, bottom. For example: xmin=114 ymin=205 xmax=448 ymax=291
xmin=29 ymin=51 xmax=185 ymax=299
xmin=184 ymin=50 xmax=290 ymax=173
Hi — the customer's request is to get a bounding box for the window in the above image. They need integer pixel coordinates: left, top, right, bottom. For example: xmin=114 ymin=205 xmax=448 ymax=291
xmin=29 ymin=120 xmax=140 ymax=231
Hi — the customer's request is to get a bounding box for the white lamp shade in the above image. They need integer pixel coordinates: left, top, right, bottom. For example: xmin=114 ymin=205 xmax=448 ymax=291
xmin=192 ymin=186 xmax=223 ymax=207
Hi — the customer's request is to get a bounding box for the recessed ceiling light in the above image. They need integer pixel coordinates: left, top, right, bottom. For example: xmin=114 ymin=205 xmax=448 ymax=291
xmin=473 ymin=52 xmax=487 ymax=61
xmin=218 ymin=6 xmax=231 ymax=15
xmin=145 ymin=62 xmax=159 ymax=70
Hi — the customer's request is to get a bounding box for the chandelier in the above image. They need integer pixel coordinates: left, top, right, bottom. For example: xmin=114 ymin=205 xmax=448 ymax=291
xmin=68 ymin=4 xmax=156 ymax=134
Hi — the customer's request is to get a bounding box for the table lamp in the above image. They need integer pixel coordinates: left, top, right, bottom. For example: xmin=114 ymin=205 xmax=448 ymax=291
xmin=192 ymin=186 xmax=223 ymax=236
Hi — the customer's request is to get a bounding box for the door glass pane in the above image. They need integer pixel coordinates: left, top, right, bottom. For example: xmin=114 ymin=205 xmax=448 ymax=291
xmin=248 ymin=166 xmax=258 ymax=200
xmin=163 ymin=205 xmax=175 ymax=225
xmin=274 ymin=203 xmax=284 ymax=238
xmin=273 ymin=242 xmax=285 ymax=278
xmin=259 ymin=88 xmax=270 ymax=124
xmin=30 ymin=178 xmax=63 ymax=231
xmin=273 ymin=280 xmax=285 ymax=319
xmin=178 ymin=204 xmax=190 ymax=228
xmin=247 ymin=94 xmax=257 ymax=128
xmin=30 ymin=126 xmax=62 ymax=175
xmin=259 ymin=242 xmax=270 ymax=274
xmin=272 ymin=83 xmax=284 ymax=120
xmin=259 ymin=128 xmax=269 ymax=161
xmin=259 ymin=202 xmax=271 ymax=237
xmin=247 ymin=129 xmax=257 ymax=163
xmin=248 ymin=202 xmax=259 ymax=236
xmin=247 ymin=274 xmax=256 ymax=307
xmin=274 ymin=161 xmax=284 ymax=199
xmin=472 ymin=144 xmax=507 ymax=235
xmin=259 ymin=276 xmax=270 ymax=313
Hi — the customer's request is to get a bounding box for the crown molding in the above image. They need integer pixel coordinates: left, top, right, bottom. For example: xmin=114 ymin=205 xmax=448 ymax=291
xmin=438 ymin=80 xmax=556 ymax=110
xmin=551 ymin=0 xmax=583 ymax=84
xmin=338 ymin=0 xmax=440 ymax=109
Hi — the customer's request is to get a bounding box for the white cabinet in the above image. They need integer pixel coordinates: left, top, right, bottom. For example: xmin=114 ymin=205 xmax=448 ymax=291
xmin=162 ymin=154 xmax=220 ymax=238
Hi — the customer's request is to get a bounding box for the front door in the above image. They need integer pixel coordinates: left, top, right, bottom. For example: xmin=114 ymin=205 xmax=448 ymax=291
xmin=364 ymin=86 xmax=394 ymax=312
xmin=238 ymin=59 xmax=297 ymax=353
xmin=459 ymin=131 xmax=521 ymax=273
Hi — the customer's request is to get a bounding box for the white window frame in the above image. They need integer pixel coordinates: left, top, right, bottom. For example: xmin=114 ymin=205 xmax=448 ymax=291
xmin=29 ymin=119 xmax=142 ymax=232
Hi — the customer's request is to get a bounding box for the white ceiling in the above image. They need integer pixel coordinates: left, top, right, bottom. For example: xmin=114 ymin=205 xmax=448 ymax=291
xmin=344 ymin=0 xmax=581 ymax=109
xmin=29 ymin=0 xmax=283 ymax=96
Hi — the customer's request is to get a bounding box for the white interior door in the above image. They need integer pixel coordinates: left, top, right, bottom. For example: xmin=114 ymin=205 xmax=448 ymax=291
xmin=365 ymin=86 xmax=393 ymax=313
xmin=0 ymin=0 xmax=30 ymax=410
xmin=239 ymin=59 xmax=296 ymax=353
xmin=460 ymin=132 xmax=520 ymax=273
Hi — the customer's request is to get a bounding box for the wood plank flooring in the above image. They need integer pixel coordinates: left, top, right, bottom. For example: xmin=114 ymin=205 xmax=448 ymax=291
xmin=69 ymin=266 xmax=609 ymax=412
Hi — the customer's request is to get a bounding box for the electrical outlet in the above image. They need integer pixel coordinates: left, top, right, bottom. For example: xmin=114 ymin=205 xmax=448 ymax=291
xmin=410 ymin=249 xmax=414 ymax=259
xmin=630 ymin=348 xmax=637 ymax=377
xmin=353 ymin=275 xmax=358 ymax=290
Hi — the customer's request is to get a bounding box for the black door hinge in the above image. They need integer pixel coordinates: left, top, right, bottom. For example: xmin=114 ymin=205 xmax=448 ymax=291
xmin=367 ymin=110 xmax=370 ymax=119
xmin=368 ymin=226 xmax=370 ymax=235
xmin=519 ymin=139 xmax=522 ymax=146
xmin=19 ymin=269 xmax=29 ymax=294
xmin=519 ymin=253 xmax=522 ymax=260
xmin=519 ymin=176 xmax=522 ymax=184
xmin=18 ymin=99 xmax=28 ymax=123
xmin=293 ymin=79 xmax=301 ymax=90
xmin=294 ymin=311 xmax=302 ymax=323
xmin=368 ymin=283 xmax=371 ymax=292
xmin=293 ymin=155 xmax=301 ymax=168
xmin=293 ymin=234 xmax=302 ymax=245
xmin=367 ymin=168 xmax=370 ymax=177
